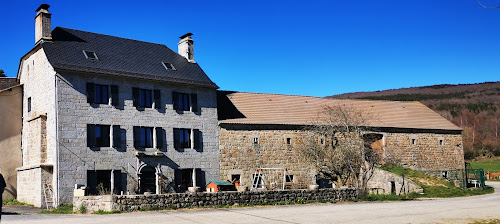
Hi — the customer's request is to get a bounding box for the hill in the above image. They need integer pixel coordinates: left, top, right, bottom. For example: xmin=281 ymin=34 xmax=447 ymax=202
xmin=327 ymin=82 xmax=500 ymax=159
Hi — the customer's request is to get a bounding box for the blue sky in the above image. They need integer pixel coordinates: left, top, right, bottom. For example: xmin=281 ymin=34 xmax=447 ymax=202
xmin=1 ymin=1 xmax=499 ymax=97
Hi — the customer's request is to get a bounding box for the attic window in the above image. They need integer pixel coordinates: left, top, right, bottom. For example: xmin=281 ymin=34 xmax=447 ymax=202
xmin=162 ymin=62 xmax=176 ymax=71
xmin=84 ymin=50 xmax=98 ymax=60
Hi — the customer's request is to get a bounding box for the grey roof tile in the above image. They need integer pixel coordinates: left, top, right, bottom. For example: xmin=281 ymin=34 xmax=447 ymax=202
xmin=42 ymin=27 xmax=218 ymax=88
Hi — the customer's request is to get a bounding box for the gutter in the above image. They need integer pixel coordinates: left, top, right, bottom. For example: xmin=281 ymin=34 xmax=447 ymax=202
xmin=54 ymin=74 xmax=59 ymax=208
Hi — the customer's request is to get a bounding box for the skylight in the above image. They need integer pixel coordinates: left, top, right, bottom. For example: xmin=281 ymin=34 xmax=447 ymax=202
xmin=83 ymin=50 xmax=98 ymax=60
xmin=162 ymin=62 xmax=176 ymax=71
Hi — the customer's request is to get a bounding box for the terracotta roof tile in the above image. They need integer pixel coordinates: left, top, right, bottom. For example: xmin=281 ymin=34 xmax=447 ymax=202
xmin=218 ymin=91 xmax=461 ymax=131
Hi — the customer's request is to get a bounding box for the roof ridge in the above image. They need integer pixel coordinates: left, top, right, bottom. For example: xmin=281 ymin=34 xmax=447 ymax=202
xmin=226 ymin=90 xmax=420 ymax=104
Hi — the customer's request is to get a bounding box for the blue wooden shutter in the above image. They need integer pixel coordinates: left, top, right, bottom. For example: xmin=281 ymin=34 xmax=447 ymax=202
xmin=191 ymin=93 xmax=198 ymax=112
xmin=110 ymin=85 xmax=119 ymax=106
xmin=173 ymin=128 xmax=180 ymax=150
xmin=154 ymin=89 xmax=161 ymax=109
xmin=133 ymin=126 xmax=141 ymax=149
xmin=113 ymin=125 xmax=121 ymax=148
xmin=87 ymin=124 xmax=96 ymax=147
xmin=132 ymin=88 xmax=140 ymax=107
xmin=86 ymin=83 xmax=95 ymax=104
xmin=172 ymin=92 xmax=179 ymax=110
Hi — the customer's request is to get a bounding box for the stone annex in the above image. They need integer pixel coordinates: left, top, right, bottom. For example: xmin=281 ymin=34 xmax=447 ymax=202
xmin=0 ymin=4 xmax=464 ymax=208
xmin=217 ymin=91 xmax=464 ymax=190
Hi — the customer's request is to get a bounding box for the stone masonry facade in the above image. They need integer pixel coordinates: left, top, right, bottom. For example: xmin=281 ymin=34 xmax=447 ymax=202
xmin=55 ymin=72 xmax=219 ymax=204
xmin=219 ymin=124 xmax=465 ymax=190
xmin=17 ymin=47 xmax=220 ymax=205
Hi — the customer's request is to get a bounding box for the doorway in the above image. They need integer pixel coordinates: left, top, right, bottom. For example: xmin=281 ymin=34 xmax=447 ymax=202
xmin=140 ymin=166 xmax=156 ymax=194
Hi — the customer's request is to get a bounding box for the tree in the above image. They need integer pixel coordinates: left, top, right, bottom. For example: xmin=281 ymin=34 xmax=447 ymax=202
xmin=0 ymin=69 xmax=5 ymax=77
xmin=300 ymin=104 xmax=381 ymax=193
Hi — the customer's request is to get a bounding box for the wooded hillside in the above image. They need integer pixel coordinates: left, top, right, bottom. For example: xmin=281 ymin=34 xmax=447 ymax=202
xmin=327 ymin=82 xmax=500 ymax=159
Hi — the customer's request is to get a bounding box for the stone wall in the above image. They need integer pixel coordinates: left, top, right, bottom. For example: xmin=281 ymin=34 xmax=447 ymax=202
xmin=55 ymin=73 xmax=220 ymax=204
xmin=367 ymin=168 xmax=422 ymax=195
xmin=17 ymin=48 xmax=58 ymax=206
xmin=383 ymin=132 xmax=464 ymax=171
xmin=219 ymin=126 xmax=313 ymax=189
xmin=219 ymin=124 xmax=465 ymax=190
xmin=74 ymin=188 xmax=359 ymax=213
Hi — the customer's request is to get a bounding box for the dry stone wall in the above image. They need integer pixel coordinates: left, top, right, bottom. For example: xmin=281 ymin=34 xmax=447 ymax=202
xmin=74 ymin=188 xmax=359 ymax=213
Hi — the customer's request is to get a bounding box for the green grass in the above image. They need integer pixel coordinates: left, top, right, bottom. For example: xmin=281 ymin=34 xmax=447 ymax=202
xmin=92 ymin=209 xmax=121 ymax=215
xmin=359 ymin=193 xmax=419 ymax=201
xmin=469 ymin=158 xmax=500 ymax=173
xmin=380 ymin=164 xmax=494 ymax=198
xmin=2 ymin=199 xmax=33 ymax=206
xmin=39 ymin=204 xmax=74 ymax=214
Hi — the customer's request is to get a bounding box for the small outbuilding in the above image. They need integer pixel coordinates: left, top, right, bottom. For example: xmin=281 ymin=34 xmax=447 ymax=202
xmin=206 ymin=181 xmax=235 ymax=192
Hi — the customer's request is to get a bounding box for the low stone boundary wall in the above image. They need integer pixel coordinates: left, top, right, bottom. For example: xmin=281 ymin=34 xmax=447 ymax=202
xmin=74 ymin=188 xmax=358 ymax=213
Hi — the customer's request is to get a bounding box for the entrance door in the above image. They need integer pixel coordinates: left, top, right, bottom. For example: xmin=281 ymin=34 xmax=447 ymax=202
xmin=140 ymin=166 xmax=156 ymax=194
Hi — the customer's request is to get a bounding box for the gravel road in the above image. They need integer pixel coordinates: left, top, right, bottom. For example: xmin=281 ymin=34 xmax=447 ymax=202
xmin=3 ymin=181 xmax=500 ymax=224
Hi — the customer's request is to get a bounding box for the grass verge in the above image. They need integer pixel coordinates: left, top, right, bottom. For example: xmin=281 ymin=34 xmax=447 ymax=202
xmin=468 ymin=218 xmax=500 ymax=224
xmin=39 ymin=204 xmax=74 ymax=214
xmin=380 ymin=164 xmax=494 ymax=198
xmin=2 ymin=199 xmax=33 ymax=206
xmin=469 ymin=157 xmax=500 ymax=173
xmin=92 ymin=209 xmax=122 ymax=215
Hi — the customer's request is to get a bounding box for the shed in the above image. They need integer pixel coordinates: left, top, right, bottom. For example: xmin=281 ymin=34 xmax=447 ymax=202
xmin=206 ymin=181 xmax=235 ymax=192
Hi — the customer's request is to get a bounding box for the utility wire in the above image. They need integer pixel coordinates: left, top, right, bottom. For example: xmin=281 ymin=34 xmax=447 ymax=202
xmin=476 ymin=0 xmax=500 ymax=9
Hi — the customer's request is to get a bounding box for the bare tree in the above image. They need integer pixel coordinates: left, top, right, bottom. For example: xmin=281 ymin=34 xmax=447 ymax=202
xmin=300 ymin=104 xmax=381 ymax=194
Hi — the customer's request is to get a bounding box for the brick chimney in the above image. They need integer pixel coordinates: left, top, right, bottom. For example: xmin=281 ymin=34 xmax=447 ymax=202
xmin=178 ymin=33 xmax=195 ymax=63
xmin=35 ymin=4 xmax=52 ymax=45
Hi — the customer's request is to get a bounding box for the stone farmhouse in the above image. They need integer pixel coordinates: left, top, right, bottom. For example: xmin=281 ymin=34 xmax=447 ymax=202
xmin=217 ymin=91 xmax=465 ymax=189
xmin=15 ymin=4 xmax=219 ymax=207
xmin=1 ymin=4 xmax=465 ymax=208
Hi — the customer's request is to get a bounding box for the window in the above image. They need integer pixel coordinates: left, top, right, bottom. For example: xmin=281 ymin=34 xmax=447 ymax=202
xmin=133 ymin=126 xmax=153 ymax=148
xmin=320 ymin=138 xmax=325 ymax=145
xmin=411 ymin=138 xmax=416 ymax=145
xmin=87 ymin=170 xmax=122 ymax=195
xmin=285 ymin=175 xmax=294 ymax=183
xmin=286 ymin=138 xmax=291 ymax=145
xmin=439 ymin=139 xmax=444 ymax=146
xmin=174 ymin=128 xmax=190 ymax=149
xmin=253 ymin=137 xmax=259 ymax=145
xmin=94 ymin=84 xmax=109 ymax=104
xmin=86 ymin=83 xmax=118 ymax=106
xmin=83 ymin=50 xmax=98 ymax=60
xmin=231 ymin=174 xmax=241 ymax=183
xmin=87 ymin=124 xmax=110 ymax=147
xmin=162 ymin=62 xmax=176 ymax=71
xmin=133 ymin=88 xmax=161 ymax=109
xmin=27 ymin=97 xmax=31 ymax=112
xmin=173 ymin=128 xmax=202 ymax=150
xmin=172 ymin=92 xmax=198 ymax=112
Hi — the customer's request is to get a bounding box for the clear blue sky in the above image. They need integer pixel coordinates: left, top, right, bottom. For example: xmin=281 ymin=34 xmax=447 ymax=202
xmin=1 ymin=1 xmax=499 ymax=97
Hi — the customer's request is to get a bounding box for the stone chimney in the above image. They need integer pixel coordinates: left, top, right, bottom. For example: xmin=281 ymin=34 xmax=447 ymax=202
xmin=178 ymin=33 xmax=195 ymax=63
xmin=35 ymin=4 xmax=52 ymax=45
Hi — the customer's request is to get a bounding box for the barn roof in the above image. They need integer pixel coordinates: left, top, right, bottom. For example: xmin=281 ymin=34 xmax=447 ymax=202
xmin=218 ymin=91 xmax=462 ymax=131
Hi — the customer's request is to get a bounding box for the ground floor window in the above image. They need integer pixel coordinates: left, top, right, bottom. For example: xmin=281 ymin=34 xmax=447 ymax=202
xmin=87 ymin=170 xmax=122 ymax=195
xmin=174 ymin=168 xmax=206 ymax=192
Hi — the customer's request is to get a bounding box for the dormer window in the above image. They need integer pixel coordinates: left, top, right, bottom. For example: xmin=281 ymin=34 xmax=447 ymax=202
xmin=162 ymin=62 xmax=176 ymax=71
xmin=84 ymin=50 xmax=98 ymax=60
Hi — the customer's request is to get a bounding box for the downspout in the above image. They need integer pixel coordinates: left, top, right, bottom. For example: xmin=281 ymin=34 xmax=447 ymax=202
xmin=54 ymin=74 xmax=59 ymax=208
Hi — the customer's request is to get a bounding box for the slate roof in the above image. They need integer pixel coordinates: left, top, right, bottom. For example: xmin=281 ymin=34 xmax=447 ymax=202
xmin=0 ymin=78 xmax=19 ymax=91
xmin=218 ymin=91 xmax=462 ymax=131
xmin=41 ymin=27 xmax=218 ymax=89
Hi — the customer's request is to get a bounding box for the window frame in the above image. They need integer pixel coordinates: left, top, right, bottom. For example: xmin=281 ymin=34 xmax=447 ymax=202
xmin=162 ymin=62 xmax=176 ymax=71
xmin=27 ymin=97 xmax=32 ymax=112
xmin=83 ymin=50 xmax=99 ymax=60
xmin=87 ymin=124 xmax=111 ymax=148
xmin=94 ymin=84 xmax=109 ymax=104
xmin=139 ymin=127 xmax=154 ymax=148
